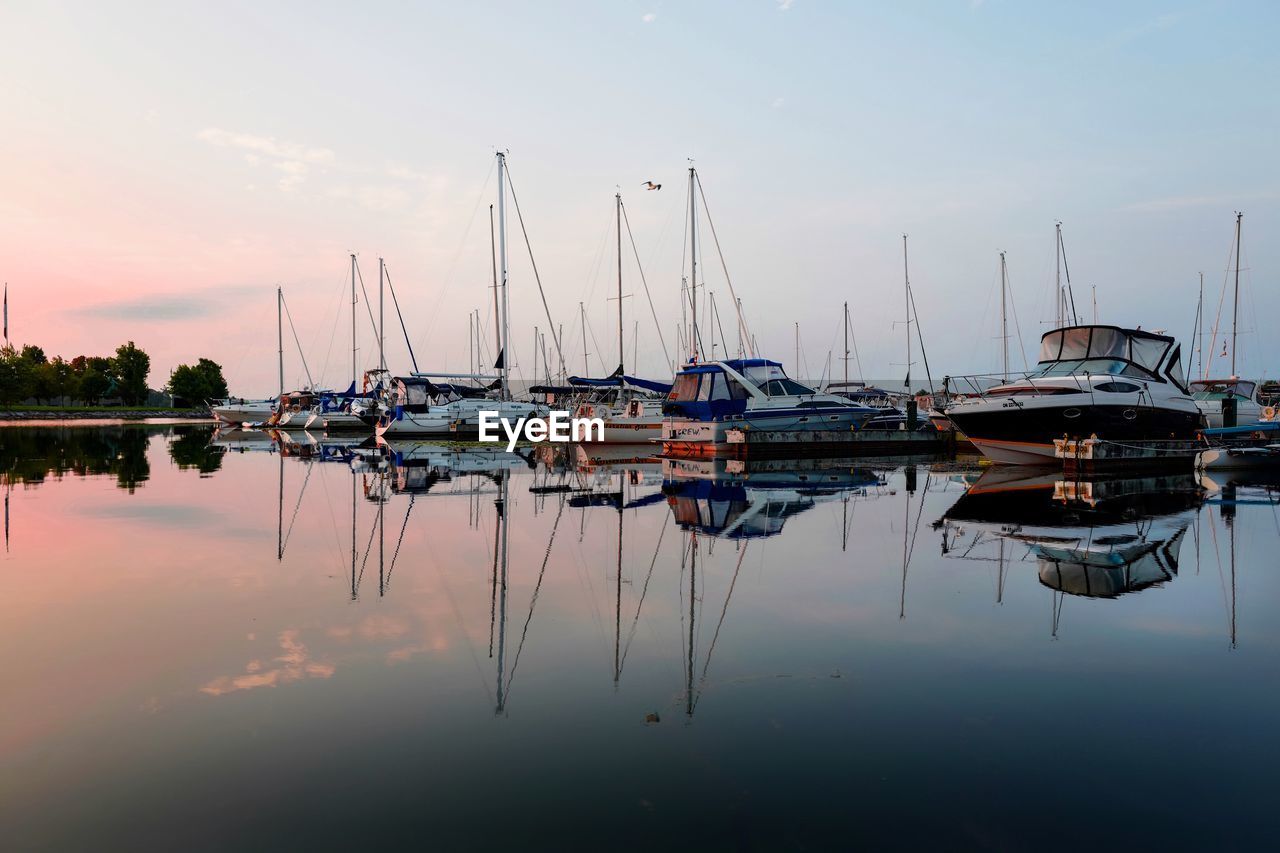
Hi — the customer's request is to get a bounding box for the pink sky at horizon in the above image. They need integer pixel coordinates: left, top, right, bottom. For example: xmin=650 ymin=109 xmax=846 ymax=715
xmin=4 ymin=1 xmax=1278 ymax=393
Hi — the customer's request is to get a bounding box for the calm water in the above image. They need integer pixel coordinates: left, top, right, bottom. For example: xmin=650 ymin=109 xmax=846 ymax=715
xmin=2 ymin=423 xmax=1279 ymax=851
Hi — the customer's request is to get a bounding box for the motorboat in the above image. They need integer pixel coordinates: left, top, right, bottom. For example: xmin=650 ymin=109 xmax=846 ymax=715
xmin=659 ymin=358 xmax=881 ymax=451
xmin=944 ymin=325 xmax=1203 ymax=465
xmin=210 ymin=397 xmax=276 ymax=426
xmin=1189 ymin=378 xmax=1264 ymax=429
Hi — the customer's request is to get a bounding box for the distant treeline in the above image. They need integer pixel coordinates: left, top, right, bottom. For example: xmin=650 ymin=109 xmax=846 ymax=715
xmin=0 ymin=341 xmax=228 ymax=407
xmin=0 ymin=423 xmax=223 ymax=491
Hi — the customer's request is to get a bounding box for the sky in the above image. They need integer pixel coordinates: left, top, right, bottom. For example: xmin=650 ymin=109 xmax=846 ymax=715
xmin=1 ymin=0 xmax=1277 ymax=394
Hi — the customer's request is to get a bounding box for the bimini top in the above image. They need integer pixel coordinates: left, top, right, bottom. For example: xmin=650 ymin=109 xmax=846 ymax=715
xmin=1035 ymin=325 xmax=1187 ymax=391
xmin=568 ymin=374 xmax=673 ymax=394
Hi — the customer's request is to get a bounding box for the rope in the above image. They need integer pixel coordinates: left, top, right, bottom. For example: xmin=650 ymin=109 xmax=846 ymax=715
xmin=695 ymin=173 xmax=754 ymax=356
xmin=279 ymin=292 xmax=314 ymax=389
xmin=280 ymin=458 xmax=314 ymax=556
xmin=620 ymin=199 xmax=671 ymax=368
xmin=382 ymin=265 xmax=419 ymax=373
xmin=384 ymin=493 xmax=416 ymax=590
xmin=503 ymin=497 xmax=564 ymax=700
xmin=503 ymin=161 xmax=567 ymax=379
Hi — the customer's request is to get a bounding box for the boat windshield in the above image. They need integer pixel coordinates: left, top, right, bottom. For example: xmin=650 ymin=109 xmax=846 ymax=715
xmin=1031 ymin=359 xmax=1150 ymax=379
xmin=739 ymin=364 xmax=815 ymax=396
xmin=1189 ymin=379 xmax=1256 ymax=400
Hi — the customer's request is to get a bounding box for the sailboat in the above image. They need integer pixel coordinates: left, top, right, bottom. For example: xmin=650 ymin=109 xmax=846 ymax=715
xmin=826 ymin=300 xmax=908 ymax=428
xmin=659 ymin=166 xmax=879 ymax=453
xmin=1190 ymin=214 xmax=1264 ymax=429
xmin=568 ymin=192 xmax=671 ymax=443
xmin=210 ymin=287 xmax=283 ymax=426
xmin=376 ymin=152 xmax=545 ymax=439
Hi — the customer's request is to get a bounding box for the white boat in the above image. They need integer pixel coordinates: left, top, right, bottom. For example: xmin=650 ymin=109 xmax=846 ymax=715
xmin=211 ymin=398 xmax=276 ymax=426
xmin=1190 ymin=378 xmax=1264 ymax=429
xmin=378 ymin=392 xmax=545 ymax=438
xmin=944 ymin=325 xmax=1203 ymax=465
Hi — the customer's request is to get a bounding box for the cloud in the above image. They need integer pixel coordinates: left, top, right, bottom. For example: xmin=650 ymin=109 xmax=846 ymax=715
xmin=197 ymin=128 xmax=335 ymax=164
xmin=198 ymin=127 xmax=335 ymax=191
xmin=777 ymin=0 xmax=794 ymax=10
xmin=75 ymin=294 xmax=224 ymax=321
xmin=771 ymin=97 xmax=786 ymax=109
xmin=642 ymin=12 xmax=655 ymax=23
xmin=200 ymin=629 xmax=334 ymax=696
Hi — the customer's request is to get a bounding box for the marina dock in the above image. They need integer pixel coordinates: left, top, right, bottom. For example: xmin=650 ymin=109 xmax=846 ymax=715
xmin=663 ymin=427 xmax=953 ymax=459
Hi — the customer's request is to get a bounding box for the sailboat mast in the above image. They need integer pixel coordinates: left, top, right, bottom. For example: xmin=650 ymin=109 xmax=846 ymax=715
xmin=350 ymin=253 xmax=357 ymax=390
xmin=1232 ymin=211 xmax=1242 ymax=377
xmin=1055 ymin=221 xmax=1064 ymax=327
xmin=903 ymin=234 xmax=912 ymax=389
xmin=688 ymin=167 xmax=698 ymax=362
xmin=1000 ymin=252 xmax=1009 ymax=380
xmin=496 ymin=152 xmax=510 ymax=401
xmin=277 ymin=286 xmax=284 ymax=397
xmin=378 ymin=257 xmax=386 ymax=371
xmin=1198 ymin=272 xmax=1204 ymax=380
xmin=580 ymin=302 xmax=588 ymax=376
xmin=616 ymin=192 xmax=624 ymax=372
xmin=843 ymin=302 xmax=849 ymax=387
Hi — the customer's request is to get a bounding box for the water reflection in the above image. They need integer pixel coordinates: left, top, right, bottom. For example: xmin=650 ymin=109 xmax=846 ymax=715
xmin=7 ymin=423 xmax=1280 ymax=848
xmin=662 ymin=457 xmax=889 ymax=539
xmin=0 ymin=423 xmax=153 ymax=490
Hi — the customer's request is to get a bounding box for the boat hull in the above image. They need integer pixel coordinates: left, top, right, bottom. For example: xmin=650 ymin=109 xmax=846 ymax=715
xmin=212 ymin=404 xmax=275 ymax=425
xmin=947 ymin=400 xmax=1203 ymax=466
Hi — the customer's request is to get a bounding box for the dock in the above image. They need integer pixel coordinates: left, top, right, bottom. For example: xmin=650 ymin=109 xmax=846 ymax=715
xmin=1054 ymin=437 xmax=1203 ymax=473
xmin=662 ymin=427 xmax=952 ymax=460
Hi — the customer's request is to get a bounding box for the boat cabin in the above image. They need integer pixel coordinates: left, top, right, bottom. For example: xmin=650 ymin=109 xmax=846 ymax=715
xmin=1024 ymin=326 xmax=1188 ymax=390
xmin=1188 ymin=378 xmax=1258 ymax=403
xmin=664 ymin=359 xmax=821 ymax=418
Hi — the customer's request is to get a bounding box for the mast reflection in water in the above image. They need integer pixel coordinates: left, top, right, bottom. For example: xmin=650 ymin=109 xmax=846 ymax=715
xmin=4 ymin=422 xmax=1280 ymax=850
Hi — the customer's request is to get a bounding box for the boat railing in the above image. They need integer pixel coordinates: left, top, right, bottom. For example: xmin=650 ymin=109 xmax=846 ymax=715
xmin=940 ymin=369 xmax=1094 ymax=402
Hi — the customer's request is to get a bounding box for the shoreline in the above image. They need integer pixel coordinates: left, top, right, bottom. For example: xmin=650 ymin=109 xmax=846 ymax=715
xmin=0 ymin=408 xmax=211 ymax=421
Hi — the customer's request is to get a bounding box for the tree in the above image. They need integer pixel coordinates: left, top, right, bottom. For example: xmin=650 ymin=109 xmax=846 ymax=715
xmin=79 ymin=369 xmax=111 ymax=405
xmin=166 ymin=357 xmax=227 ymax=407
xmin=0 ymin=344 xmax=35 ymax=404
xmin=195 ymin=358 xmax=229 ymax=400
xmin=112 ymin=341 xmax=150 ymax=406
xmin=20 ymin=344 xmax=46 ymax=365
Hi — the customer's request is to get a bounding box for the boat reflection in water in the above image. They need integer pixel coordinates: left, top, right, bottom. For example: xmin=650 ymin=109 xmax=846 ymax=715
xmin=940 ymin=467 xmax=1204 ymax=601
xmin=662 ymin=457 xmax=888 ymax=539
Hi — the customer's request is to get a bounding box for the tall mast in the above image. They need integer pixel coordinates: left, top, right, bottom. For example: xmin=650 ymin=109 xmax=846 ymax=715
xmin=688 ymin=166 xmax=698 ymax=362
xmin=1000 ymin=252 xmax=1009 ymax=380
xmin=489 ymin=207 xmax=501 ymax=380
xmin=1232 ymin=211 xmax=1242 ymax=377
xmin=903 ymin=234 xmax=912 ymax=389
xmin=350 ymin=253 xmax=357 ymax=390
xmin=277 ymin=286 xmax=284 ymax=397
xmin=496 ymin=152 xmax=510 ymax=401
xmin=1198 ymin=272 xmax=1204 ymax=380
xmin=378 ymin=257 xmax=386 ymax=371
xmin=843 ymin=301 xmax=849 ymax=387
xmin=1055 ymin=221 xmax=1063 ymax=328
xmin=580 ymin=301 xmax=589 ymax=376
xmin=616 ymin=191 xmax=624 ymax=373
xmin=794 ymin=322 xmax=800 ymax=376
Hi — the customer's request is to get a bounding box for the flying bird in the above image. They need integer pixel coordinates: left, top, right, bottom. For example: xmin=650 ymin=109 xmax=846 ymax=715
xmin=642 ymin=181 xmax=661 ymax=191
